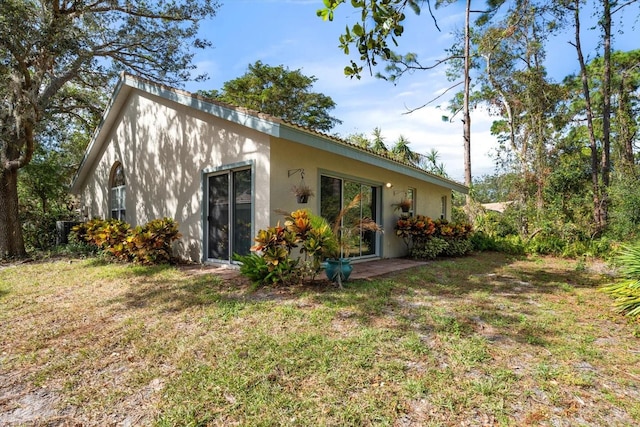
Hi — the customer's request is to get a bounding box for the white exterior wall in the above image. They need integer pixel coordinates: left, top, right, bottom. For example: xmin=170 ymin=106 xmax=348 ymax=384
xmin=269 ymin=138 xmax=452 ymax=258
xmin=78 ymin=89 xmax=271 ymax=261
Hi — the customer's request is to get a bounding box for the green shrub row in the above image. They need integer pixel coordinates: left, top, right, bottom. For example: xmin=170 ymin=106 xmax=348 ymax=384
xmin=72 ymin=218 xmax=181 ymax=265
xmin=469 ymin=231 xmax=613 ymax=258
xmin=395 ymin=216 xmax=474 ymax=259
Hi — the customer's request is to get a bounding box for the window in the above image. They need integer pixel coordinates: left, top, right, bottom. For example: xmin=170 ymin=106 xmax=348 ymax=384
xmin=206 ymin=167 xmax=253 ymax=261
xmin=110 ymin=162 xmax=126 ymax=221
xmin=406 ymin=187 xmax=416 ymax=216
xmin=441 ymin=195 xmax=447 ymax=220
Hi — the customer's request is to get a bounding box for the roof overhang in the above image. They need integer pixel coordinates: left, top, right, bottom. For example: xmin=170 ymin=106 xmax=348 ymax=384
xmin=71 ymin=73 xmax=468 ymax=195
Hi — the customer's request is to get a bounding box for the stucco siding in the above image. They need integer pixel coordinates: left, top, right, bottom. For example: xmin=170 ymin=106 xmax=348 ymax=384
xmin=269 ymin=138 xmax=452 ymax=258
xmin=78 ymin=89 xmax=271 ymax=261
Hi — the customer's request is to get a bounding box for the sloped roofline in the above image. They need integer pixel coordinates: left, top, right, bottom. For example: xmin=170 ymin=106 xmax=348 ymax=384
xmin=70 ymin=72 xmax=468 ymax=194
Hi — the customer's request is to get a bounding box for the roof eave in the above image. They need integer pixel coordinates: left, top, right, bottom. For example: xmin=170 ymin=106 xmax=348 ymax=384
xmin=278 ymin=125 xmax=469 ymax=194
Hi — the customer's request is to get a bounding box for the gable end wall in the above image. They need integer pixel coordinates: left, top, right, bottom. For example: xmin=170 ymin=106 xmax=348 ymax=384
xmin=77 ymin=88 xmax=271 ymax=262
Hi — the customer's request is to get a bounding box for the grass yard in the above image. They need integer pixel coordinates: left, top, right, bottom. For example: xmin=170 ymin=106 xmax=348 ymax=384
xmin=0 ymin=253 xmax=639 ymax=426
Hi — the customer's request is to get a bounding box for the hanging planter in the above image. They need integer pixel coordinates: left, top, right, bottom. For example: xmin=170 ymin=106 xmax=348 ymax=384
xmin=393 ymin=198 xmax=412 ymax=213
xmin=291 ymin=182 xmax=314 ymax=204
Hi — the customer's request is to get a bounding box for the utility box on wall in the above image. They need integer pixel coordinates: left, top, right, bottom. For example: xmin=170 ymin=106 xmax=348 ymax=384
xmin=56 ymin=221 xmax=81 ymax=246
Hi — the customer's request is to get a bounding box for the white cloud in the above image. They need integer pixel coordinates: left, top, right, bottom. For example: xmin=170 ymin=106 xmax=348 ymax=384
xmin=334 ymin=102 xmax=498 ymax=182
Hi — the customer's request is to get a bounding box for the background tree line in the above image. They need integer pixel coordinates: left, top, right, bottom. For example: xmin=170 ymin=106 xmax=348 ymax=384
xmin=321 ymin=0 xmax=640 ymax=254
xmin=3 ymin=0 xmax=639 ymax=258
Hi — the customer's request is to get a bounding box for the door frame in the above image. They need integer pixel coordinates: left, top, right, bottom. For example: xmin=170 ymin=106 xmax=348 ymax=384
xmin=201 ymin=160 xmax=255 ymax=263
xmin=318 ymin=169 xmax=383 ymax=260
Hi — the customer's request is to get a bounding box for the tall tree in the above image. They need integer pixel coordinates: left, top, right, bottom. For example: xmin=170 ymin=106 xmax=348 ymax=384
xmin=392 ymin=135 xmax=419 ymax=164
xmin=0 ymin=0 xmax=219 ymax=258
xmin=371 ymin=127 xmax=388 ymax=153
xmin=317 ymin=0 xmax=479 ymax=196
xmin=18 ymin=85 xmax=103 ymax=250
xmin=475 ymin=0 xmax=565 ymax=218
xmin=417 ymin=148 xmax=449 ymax=177
xmin=199 ymin=61 xmax=342 ymax=132
xmin=463 ymin=0 xmax=472 ymax=204
xmin=567 ymin=0 xmax=606 ymax=232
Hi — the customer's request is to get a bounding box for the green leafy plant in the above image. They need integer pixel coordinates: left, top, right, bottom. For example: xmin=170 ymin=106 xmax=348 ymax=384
xmin=233 ymin=253 xmax=298 ymax=286
xmin=125 ymin=218 xmax=182 ymax=265
xmin=601 ymin=242 xmax=640 ymax=318
xmin=396 ymin=216 xmax=473 ymax=259
xmin=410 ymin=237 xmax=448 ymax=259
xmin=470 ymin=232 xmax=526 ymax=255
xmin=72 ymin=217 xmax=181 ymax=265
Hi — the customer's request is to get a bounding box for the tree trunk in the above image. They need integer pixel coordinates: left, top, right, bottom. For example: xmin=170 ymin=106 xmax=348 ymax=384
xmin=0 ymin=169 xmax=27 ymax=258
xmin=618 ymin=75 xmax=636 ymax=169
xmin=600 ymin=0 xmax=611 ymax=222
xmin=463 ymin=0 xmax=472 ymax=206
xmin=572 ymin=0 xmax=605 ymax=233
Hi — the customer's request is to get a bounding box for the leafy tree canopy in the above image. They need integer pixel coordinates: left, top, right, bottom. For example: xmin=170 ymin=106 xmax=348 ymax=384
xmin=199 ymin=61 xmax=342 ymax=133
xmin=0 ymin=0 xmax=219 ymax=258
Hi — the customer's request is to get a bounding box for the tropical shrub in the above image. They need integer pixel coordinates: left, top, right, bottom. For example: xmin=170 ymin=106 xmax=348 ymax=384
xmin=440 ymin=237 xmax=473 ymax=257
xmin=470 ymin=233 xmax=526 ymax=255
xmin=601 ymin=242 xmax=640 ymax=319
xmin=21 ymin=211 xmax=58 ymax=251
xmin=241 ymin=223 xmax=301 ymax=285
xmin=71 ymin=217 xmax=181 ymax=264
xmin=237 ymin=209 xmax=337 ymax=286
xmin=79 ymin=218 xmax=131 ymax=260
xmin=410 ymin=237 xmax=448 ymax=259
xmin=125 ymin=218 xmax=182 ymax=265
xmin=233 ymin=252 xmax=300 ymax=286
xmin=395 ymin=215 xmax=436 ymax=249
xmin=396 ymin=216 xmax=473 ymax=259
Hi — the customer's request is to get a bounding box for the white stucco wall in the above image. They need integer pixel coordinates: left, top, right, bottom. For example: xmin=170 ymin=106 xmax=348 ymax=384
xmin=77 ymin=89 xmax=271 ymax=261
xmin=269 ymin=138 xmax=453 ymax=258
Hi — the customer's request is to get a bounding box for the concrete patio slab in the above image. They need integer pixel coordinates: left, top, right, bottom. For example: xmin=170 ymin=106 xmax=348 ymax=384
xmin=183 ymin=258 xmax=430 ymax=281
xmin=349 ymin=258 xmax=430 ymax=280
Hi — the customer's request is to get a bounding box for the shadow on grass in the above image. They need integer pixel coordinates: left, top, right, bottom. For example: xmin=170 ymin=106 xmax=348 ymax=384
xmin=391 ymin=252 xmax=608 ymax=296
xmin=100 ymin=260 xmax=276 ymax=315
xmin=305 ymin=252 xmax=597 ymax=344
xmin=102 ymin=252 xmax=604 ymax=347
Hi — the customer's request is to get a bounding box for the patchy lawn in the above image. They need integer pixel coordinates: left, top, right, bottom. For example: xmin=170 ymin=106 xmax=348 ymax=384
xmin=0 ymin=253 xmax=638 ymax=426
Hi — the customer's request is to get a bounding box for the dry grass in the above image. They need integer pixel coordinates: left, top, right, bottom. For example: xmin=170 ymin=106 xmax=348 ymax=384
xmin=0 ymin=253 xmax=639 ymax=426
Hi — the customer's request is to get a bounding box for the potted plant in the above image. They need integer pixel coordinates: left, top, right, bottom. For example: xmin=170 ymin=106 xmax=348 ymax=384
xmin=323 ymin=194 xmax=383 ymax=286
xmin=291 ymin=182 xmax=314 ymax=204
xmin=393 ymin=198 xmax=412 ymax=213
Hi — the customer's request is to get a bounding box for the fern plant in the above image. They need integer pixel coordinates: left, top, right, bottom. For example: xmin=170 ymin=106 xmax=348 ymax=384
xmin=601 ymin=242 xmax=640 ymax=318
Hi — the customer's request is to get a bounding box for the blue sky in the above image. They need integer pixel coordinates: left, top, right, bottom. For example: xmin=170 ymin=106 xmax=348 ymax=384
xmin=185 ymin=0 xmax=638 ymax=182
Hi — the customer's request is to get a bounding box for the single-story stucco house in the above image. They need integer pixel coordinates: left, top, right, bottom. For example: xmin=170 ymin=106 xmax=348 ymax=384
xmin=70 ymin=73 xmax=468 ymax=263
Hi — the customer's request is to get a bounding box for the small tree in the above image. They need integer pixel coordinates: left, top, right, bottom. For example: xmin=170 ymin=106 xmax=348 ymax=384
xmin=199 ymin=61 xmax=342 ymax=132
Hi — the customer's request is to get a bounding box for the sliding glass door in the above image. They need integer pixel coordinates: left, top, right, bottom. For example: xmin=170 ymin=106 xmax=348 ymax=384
xmin=207 ymin=168 xmax=252 ymax=260
xmin=320 ymin=175 xmax=379 ymax=258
